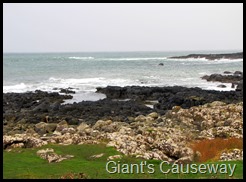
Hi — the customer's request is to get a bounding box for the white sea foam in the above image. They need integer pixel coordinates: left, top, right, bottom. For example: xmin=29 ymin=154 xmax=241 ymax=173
xmin=204 ymin=58 xmax=243 ymax=64
xmin=99 ymin=57 xmax=167 ymax=61
xmin=3 ymin=52 xmax=242 ymax=103
xmin=169 ymin=57 xmax=243 ymax=63
xmin=198 ymin=72 xmax=209 ymax=75
xmin=3 ymin=77 xmax=136 ymax=93
xmin=3 ymin=76 xmax=237 ymax=103
xmin=68 ymin=56 xmax=94 ymax=60
xmin=3 ymin=83 xmax=35 ymax=93
xmin=168 ymin=57 xmax=208 ymax=61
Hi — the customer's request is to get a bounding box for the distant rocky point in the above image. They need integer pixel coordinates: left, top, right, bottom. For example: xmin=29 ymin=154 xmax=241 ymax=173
xmin=170 ymin=52 xmax=243 ymax=60
xmin=201 ymin=71 xmax=243 ymax=92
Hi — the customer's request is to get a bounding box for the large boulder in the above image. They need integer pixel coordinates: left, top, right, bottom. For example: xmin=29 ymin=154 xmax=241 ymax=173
xmin=34 ymin=122 xmax=57 ymax=134
xmin=3 ymin=134 xmax=47 ymax=149
xmin=92 ymin=120 xmax=112 ymax=131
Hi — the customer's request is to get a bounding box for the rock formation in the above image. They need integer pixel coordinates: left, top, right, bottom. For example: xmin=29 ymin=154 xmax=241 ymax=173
xmin=170 ymin=52 xmax=243 ymax=60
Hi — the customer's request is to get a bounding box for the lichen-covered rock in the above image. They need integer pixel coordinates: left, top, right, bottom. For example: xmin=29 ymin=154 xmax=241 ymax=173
xmin=61 ymin=127 xmax=76 ymax=135
xmin=92 ymin=120 xmax=112 ymax=131
xmin=134 ymin=115 xmax=147 ymax=122
xmin=3 ymin=134 xmax=47 ymax=149
xmin=55 ymin=120 xmax=69 ymax=132
xmin=107 ymin=155 xmax=122 ymax=160
xmin=34 ymin=122 xmax=57 ymax=134
xmin=220 ymin=149 xmax=243 ymax=161
xmin=36 ymin=148 xmax=74 ymax=163
xmin=165 ymin=101 xmax=243 ymax=139
xmin=90 ymin=153 xmax=104 ymax=159
xmin=3 ymin=99 xmax=242 ymax=164
xmin=147 ymin=112 xmax=159 ymax=119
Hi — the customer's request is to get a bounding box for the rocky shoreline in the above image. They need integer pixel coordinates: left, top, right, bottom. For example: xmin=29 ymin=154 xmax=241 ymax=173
xmin=170 ymin=52 xmax=243 ymax=60
xmin=3 ymin=101 xmax=243 ymax=163
xmin=201 ymin=71 xmax=243 ymax=91
xmin=3 ymin=84 xmax=243 ymax=163
xmin=96 ymin=85 xmax=242 ymax=113
xmin=3 ymin=85 xmax=243 ymax=129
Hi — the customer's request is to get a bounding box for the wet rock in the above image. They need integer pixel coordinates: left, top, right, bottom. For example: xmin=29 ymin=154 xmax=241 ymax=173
xmin=217 ymin=84 xmax=226 ymax=88
xmin=60 ymin=88 xmax=76 ymax=94
xmin=234 ymin=71 xmax=243 ymax=75
xmin=169 ymin=52 xmax=243 ymax=60
xmin=224 ymin=71 xmax=232 ymax=74
xmin=96 ymin=86 xmax=242 ymax=113
xmin=201 ymin=73 xmax=242 ymax=83
xmin=236 ymin=80 xmax=243 ymax=92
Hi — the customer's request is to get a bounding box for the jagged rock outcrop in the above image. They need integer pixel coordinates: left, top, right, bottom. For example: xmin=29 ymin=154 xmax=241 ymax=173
xmin=170 ymin=52 xmax=243 ymax=60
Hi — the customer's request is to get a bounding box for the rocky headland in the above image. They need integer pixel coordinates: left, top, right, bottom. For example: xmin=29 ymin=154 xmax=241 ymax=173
xmin=170 ymin=52 xmax=243 ymax=60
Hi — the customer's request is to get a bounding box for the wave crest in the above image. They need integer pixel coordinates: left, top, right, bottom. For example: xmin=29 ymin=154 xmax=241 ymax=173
xmin=68 ymin=56 xmax=94 ymax=60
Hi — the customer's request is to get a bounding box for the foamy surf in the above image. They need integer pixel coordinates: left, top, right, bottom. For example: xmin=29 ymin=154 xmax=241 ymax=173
xmin=3 ymin=51 xmax=242 ymax=102
xmin=68 ymin=56 xmax=94 ymax=60
xmin=98 ymin=57 xmax=167 ymax=61
xmin=168 ymin=57 xmax=243 ymax=63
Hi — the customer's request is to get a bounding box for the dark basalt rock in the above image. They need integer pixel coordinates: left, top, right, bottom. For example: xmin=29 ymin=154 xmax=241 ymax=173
xmin=201 ymin=71 xmax=243 ymax=92
xmin=96 ymin=85 xmax=242 ymax=112
xmin=234 ymin=71 xmax=243 ymax=75
xmin=170 ymin=52 xmax=243 ymax=60
xmin=3 ymin=84 xmax=243 ymax=135
xmin=201 ymin=73 xmax=243 ymax=83
xmin=224 ymin=71 xmax=232 ymax=74
xmin=236 ymin=80 xmax=243 ymax=92
xmin=60 ymin=88 xmax=76 ymax=94
xmin=3 ymin=90 xmax=154 ymax=128
xmin=217 ymin=84 xmax=227 ymax=88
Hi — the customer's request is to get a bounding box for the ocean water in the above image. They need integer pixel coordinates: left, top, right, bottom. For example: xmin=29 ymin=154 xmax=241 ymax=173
xmin=3 ymin=51 xmax=243 ymax=103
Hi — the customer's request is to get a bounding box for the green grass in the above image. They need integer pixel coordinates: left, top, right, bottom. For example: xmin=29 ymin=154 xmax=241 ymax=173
xmin=3 ymin=144 xmax=243 ymax=179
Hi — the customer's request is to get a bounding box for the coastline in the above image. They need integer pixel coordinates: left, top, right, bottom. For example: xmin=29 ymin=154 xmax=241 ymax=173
xmin=169 ymin=52 xmax=243 ymax=60
xmin=3 ymin=84 xmax=243 ymax=129
xmin=3 ymin=85 xmax=243 ymax=166
xmin=3 ymin=54 xmax=243 ymax=178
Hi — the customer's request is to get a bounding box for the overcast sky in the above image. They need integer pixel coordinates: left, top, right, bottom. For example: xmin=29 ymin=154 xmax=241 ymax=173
xmin=3 ymin=3 xmax=243 ymax=53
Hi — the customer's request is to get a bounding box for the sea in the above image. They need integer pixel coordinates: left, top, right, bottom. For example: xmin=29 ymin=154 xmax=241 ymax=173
xmin=3 ymin=51 xmax=243 ymax=104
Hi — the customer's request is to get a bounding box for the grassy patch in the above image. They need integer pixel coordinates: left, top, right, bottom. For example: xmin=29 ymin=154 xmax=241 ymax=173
xmin=3 ymin=144 xmax=243 ymax=179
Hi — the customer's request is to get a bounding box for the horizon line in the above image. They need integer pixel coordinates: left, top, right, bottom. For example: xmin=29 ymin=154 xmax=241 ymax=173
xmin=3 ymin=49 xmax=243 ymax=54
